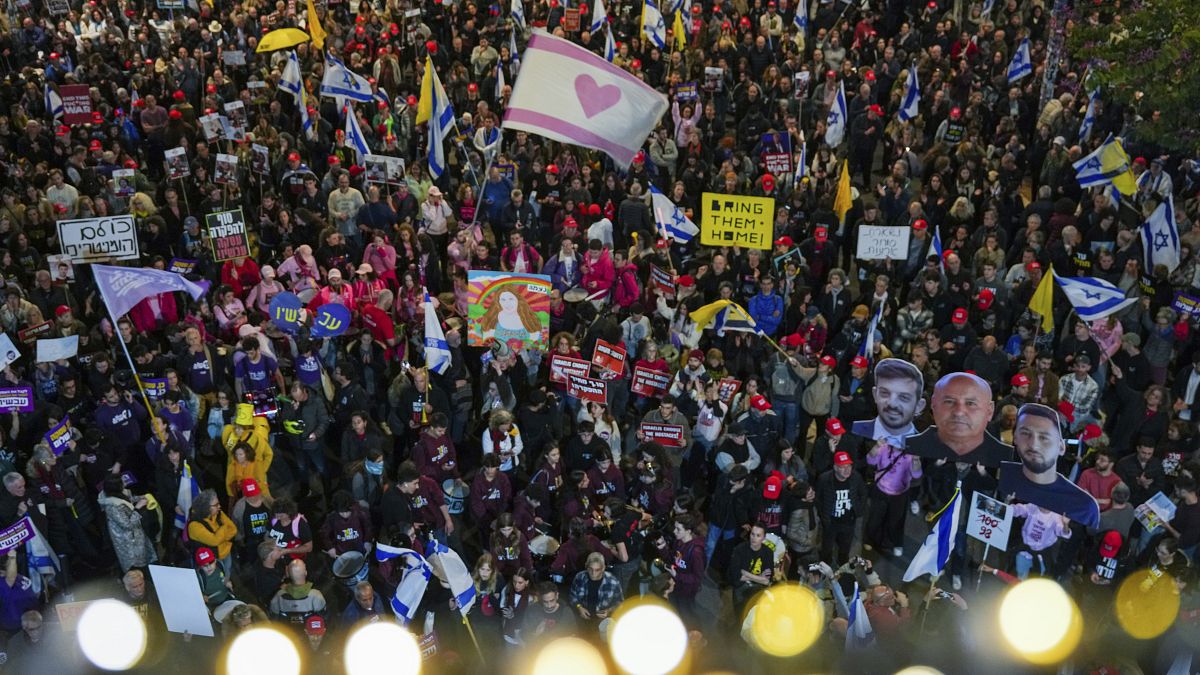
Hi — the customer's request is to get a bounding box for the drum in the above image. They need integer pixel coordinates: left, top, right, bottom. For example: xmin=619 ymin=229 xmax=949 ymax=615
xmin=332 ymin=551 xmax=369 ymax=588
xmin=563 ymin=287 xmax=590 ymax=303
xmin=442 ymin=479 xmax=467 ymax=515
xmin=529 ymin=533 xmax=560 ymax=570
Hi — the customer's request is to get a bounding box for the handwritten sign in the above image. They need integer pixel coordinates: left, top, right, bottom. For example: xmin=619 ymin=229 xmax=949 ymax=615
xmin=549 ymin=355 xmax=591 ymax=384
xmin=567 ymin=374 xmax=608 ymax=403
xmin=717 ymin=378 xmax=742 ymax=404
xmin=44 ymin=417 xmax=72 ymax=456
xmin=311 ymin=303 xmax=351 ymax=338
xmin=57 ymin=215 xmax=140 ymax=262
xmin=206 ymin=208 xmax=250 ymax=261
xmin=639 ymin=422 xmax=686 ymax=447
xmin=856 ymin=226 xmax=911 ymax=261
xmin=1173 ymin=292 xmax=1200 ymax=318
xmin=650 ymin=265 xmax=675 ymax=296
xmin=0 ymin=385 xmax=33 ymax=412
xmin=700 ymin=193 xmax=774 ymax=250
xmin=591 ymin=339 xmax=627 ymax=377
xmin=631 ymin=366 xmax=671 ymax=397
xmin=60 ymin=84 xmax=92 ymax=125
xmin=965 ymin=492 xmax=1014 ymax=551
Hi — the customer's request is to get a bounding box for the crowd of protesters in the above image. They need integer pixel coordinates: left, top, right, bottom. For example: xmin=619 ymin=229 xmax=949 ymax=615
xmin=0 ymin=0 xmax=1196 ymax=672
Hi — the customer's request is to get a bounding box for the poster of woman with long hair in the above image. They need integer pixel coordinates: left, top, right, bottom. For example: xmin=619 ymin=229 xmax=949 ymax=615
xmin=467 ymin=271 xmax=552 ymax=351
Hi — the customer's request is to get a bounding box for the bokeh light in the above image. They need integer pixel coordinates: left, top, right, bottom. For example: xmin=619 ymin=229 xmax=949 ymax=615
xmin=745 ymin=583 xmax=824 ymax=657
xmin=1115 ymin=569 xmax=1181 ymax=639
xmin=227 ymin=627 xmax=301 ymax=675
xmin=76 ymin=599 xmax=147 ymax=671
xmin=609 ymin=602 xmax=688 ymax=675
xmin=998 ymin=579 xmax=1082 ymax=664
xmin=894 ymin=667 xmax=945 ymax=675
xmin=345 ymin=622 xmax=421 ymax=675
xmin=533 ymin=637 xmax=608 ymax=675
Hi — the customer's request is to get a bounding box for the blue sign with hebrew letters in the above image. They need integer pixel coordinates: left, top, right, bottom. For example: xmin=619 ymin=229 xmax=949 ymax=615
xmin=269 ymin=292 xmax=304 ymax=334
xmin=311 ymin=303 xmax=351 ymax=338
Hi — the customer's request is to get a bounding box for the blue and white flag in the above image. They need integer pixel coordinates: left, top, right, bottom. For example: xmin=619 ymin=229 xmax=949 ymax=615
xmin=130 ymin=88 xmax=141 ymax=109
xmin=650 ymin=185 xmax=697 ymax=243
xmin=374 ymin=87 xmax=391 ymax=109
xmin=1007 ymin=38 xmax=1032 ymax=83
xmin=665 ymin=0 xmax=685 ymax=15
xmin=92 ymin=264 xmax=210 ymax=320
xmin=497 ymin=60 xmax=506 ymax=95
xmin=845 ymin=582 xmax=874 ymax=648
xmin=381 ymin=545 xmax=433 ymax=625
xmin=174 ymin=460 xmax=200 ymax=530
xmin=591 ymin=0 xmax=608 ymax=32
xmin=1078 ymin=88 xmax=1099 ymax=144
xmin=425 ymin=538 xmax=476 ymax=616
xmin=344 ymin=108 xmax=371 ymax=161
xmin=643 ymin=0 xmax=667 ymax=50
xmin=511 ymin=0 xmax=527 ymax=33
xmin=858 ymin=303 xmax=883 ymax=361
xmin=281 ymin=50 xmax=303 ymax=100
xmin=927 ymin=222 xmax=944 ymax=272
xmin=1055 ymin=274 xmax=1136 ymax=321
xmin=825 ymin=81 xmax=847 ymax=148
xmin=1141 ymin=194 xmax=1181 ymax=273
xmin=321 ymin=53 xmax=374 ymax=102
xmin=424 ymin=291 xmax=452 ymax=375
xmin=714 ymin=303 xmax=762 ymax=337
xmin=903 ymin=489 xmax=962 ymax=582
xmin=898 ymin=65 xmax=920 ymax=122
xmin=25 ymin=515 xmax=60 ymax=596
xmin=604 ymin=23 xmax=617 ymax=62
xmin=510 ymin=29 xmax=521 ymax=68
xmin=45 ymin=85 xmax=63 ymax=122
xmin=793 ymin=140 xmax=807 ymax=189
xmin=793 ymin=0 xmax=808 ymax=32
xmin=981 ymin=0 xmax=995 ymax=14
xmin=426 ymin=62 xmax=456 ymax=179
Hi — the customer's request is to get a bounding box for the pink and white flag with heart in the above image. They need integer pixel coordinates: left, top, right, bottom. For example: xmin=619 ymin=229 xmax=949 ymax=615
xmin=503 ymin=30 xmax=669 ymax=168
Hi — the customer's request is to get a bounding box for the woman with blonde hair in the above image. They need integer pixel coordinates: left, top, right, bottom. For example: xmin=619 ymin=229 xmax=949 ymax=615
xmin=482 ymin=408 xmax=523 ymax=476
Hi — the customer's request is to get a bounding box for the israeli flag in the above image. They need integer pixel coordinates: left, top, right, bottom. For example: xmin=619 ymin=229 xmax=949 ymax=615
xmin=281 ymin=51 xmax=303 ymax=101
xmin=898 ymin=66 xmax=920 ymax=122
xmin=591 ymin=0 xmax=608 ymax=32
xmin=903 ymin=489 xmax=962 ymax=582
xmin=665 ymin=0 xmax=685 ymax=15
xmin=1007 ymin=38 xmax=1032 ymax=83
xmin=858 ymin=303 xmax=883 ymax=361
xmin=825 ymin=81 xmax=847 ymax=148
xmin=604 ymin=23 xmax=617 ymax=62
xmin=1078 ymin=88 xmax=1099 ymax=144
xmin=981 ymin=0 xmax=994 ymax=14
xmin=374 ymin=86 xmax=391 ymax=109
xmin=321 ymin=53 xmax=374 ymax=102
xmin=25 ymin=516 xmax=60 ymax=596
xmin=1055 ymin=274 xmax=1137 ymax=321
xmin=643 ymin=0 xmax=667 ymax=50
xmin=344 ymin=108 xmax=371 ymax=161
xmin=511 ymin=0 xmax=527 ymax=33
xmin=793 ymin=140 xmax=807 ymax=189
xmin=927 ymin=222 xmax=944 ymax=272
xmin=299 ymin=87 xmax=315 ymax=141
xmin=383 ymin=545 xmax=433 ymax=625
xmin=424 ymin=291 xmax=452 ymax=375
xmin=427 ymin=65 xmax=456 ymax=179
xmin=175 ymin=460 xmax=200 ymax=530
xmin=426 ymin=538 xmax=476 ymax=616
xmin=510 ymin=29 xmax=521 ymax=69
xmin=45 ymin=85 xmax=63 ymax=122
xmin=1141 ymin=194 xmax=1181 ymax=273
xmin=650 ymin=184 xmax=697 ymax=243
xmin=845 ymin=582 xmax=875 ymax=648
xmin=793 ymin=0 xmax=808 ymax=31
xmin=130 ymin=88 xmax=141 ymax=109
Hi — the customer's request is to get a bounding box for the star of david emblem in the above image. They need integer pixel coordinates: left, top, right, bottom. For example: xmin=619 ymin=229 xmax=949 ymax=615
xmin=1082 ymin=289 xmax=1102 ymax=301
xmin=1082 ymin=157 xmax=1101 ymax=171
xmin=672 ymin=209 xmax=687 ymax=227
xmin=1154 ymin=231 xmax=1171 ymax=251
xmin=828 ymin=112 xmax=840 ymax=125
xmin=343 ymin=72 xmax=360 ymax=91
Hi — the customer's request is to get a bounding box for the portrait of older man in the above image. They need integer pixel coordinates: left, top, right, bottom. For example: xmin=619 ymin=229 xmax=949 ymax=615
xmin=906 ymin=372 xmax=1011 ymax=466
xmin=851 ymin=358 xmax=926 ymax=447
xmin=998 ymin=403 xmax=1101 ymax=528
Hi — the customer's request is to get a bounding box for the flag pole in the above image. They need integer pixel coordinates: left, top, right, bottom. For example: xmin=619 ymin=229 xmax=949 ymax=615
xmin=462 ymin=614 xmax=486 ymax=661
xmin=102 ymin=297 xmax=166 ymax=443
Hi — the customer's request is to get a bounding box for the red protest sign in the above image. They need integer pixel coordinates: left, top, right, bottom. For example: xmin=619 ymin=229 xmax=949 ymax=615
xmin=631 ymin=365 xmax=671 ymax=397
xmin=639 ymin=422 xmax=686 ymax=448
xmin=717 ymin=378 xmax=742 ymax=404
xmin=567 ymin=374 xmax=608 ymax=403
xmin=591 ymin=339 xmax=627 ymax=376
xmin=549 ymin=354 xmax=591 ymax=384
xmin=650 ymin=265 xmax=676 ymax=296
xmin=18 ymin=320 xmax=52 ymax=343
xmin=60 ymin=84 xmax=92 ymax=125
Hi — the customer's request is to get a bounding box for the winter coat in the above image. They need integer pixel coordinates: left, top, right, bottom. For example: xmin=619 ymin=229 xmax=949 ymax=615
xmin=97 ymin=493 xmax=157 ymax=572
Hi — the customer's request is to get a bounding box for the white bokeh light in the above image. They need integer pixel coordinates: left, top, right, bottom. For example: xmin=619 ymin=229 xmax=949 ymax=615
xmin=609 ymin=603 xmax=687 ymax=675
xmin=76 ymin=599 xmax=147 ymax=671
xmin=227 ymin=627 xmax=301 ymax=675
xmin=345 ymin=622 xmax=421 ymax=675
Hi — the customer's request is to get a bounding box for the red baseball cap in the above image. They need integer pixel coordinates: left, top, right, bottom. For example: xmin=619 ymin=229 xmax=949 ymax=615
xmin=89 ymin=139 xmax=103 ymax=151
xmin=468 ymin=83 xmax=478 ymax=92
xmin=677 ymin=274 xmax=695 ymax=287
xmin=1011 ymin=373 xmax=1030 ymax=387
xmin=780 ymin=333 xmax=804 ymax=348
xmin=952 ymin=308 xmax=968 ymax=324
xmin=912 ymin=219 xmax=928 ymax=231
xmin=173 ymin=90 xmax=186 ymax=100
xmin=814 ymin=226 xmax=828 ymax=242
xmin=195 ymin=547 xmax=216 ymax=567
xmin=868 ymin=104 xmax=883 ymax=115
xmin=750 ymin=394 xmax=772 ymax=411
xmin=761 ymin=174 xmax=776 ymax=191
xmin=168 ymin=109 xmax=182 ymax=120
xmin=762 ymin=473 xmax=783 ymax=500
xmin=950 ymin=107 xmax=962 ymax=118
xmin=55 ymin=305 xmax=72 ymax=317
xmin=820 ymin=354 xmax=837 ymax=367
xmin=242 ymin=479 xmax=261 ymax=497
xmin=546 ymin=164 xmax=559 ymax=174
xmin=1082 ymin=423 xmax=1103 ymax=441
xmin=305 ymin=615 xmax=327 ymax=636
xmin=977 ymin=288 xmax=995 ymax=310
xmin=833 ymin=451 xmax=853 ymax=466
xmin=1099 ymin=531 xmax=1122 ymax=558
xmin=1026 ymin=261 xmax=1042 ymax=272
xmin=287 ymin=151 xmax=301 ymax=161
xmin=850 ymin=355 xmax=869 ymax=369
xmin=826 ymin=418 xmax=846 ymax=436
xmin=774 ymin=236 xmax=793 ymax=247
xmin=1057 ymin=401 xmax=1075 ymax=423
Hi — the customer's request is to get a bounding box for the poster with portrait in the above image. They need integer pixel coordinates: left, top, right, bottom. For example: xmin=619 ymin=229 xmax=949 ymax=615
xmin=199 ymin=113 xmax=224 ymax=142
xmin=386 ymin=157 xmax=406 ymax=185
xmin=466 ymin=271 xmax=551 ymax=351
xmin=997 ymin=403 xmax=1101 ymax=528
xmin=851 ymin=358 xmax=926 ymax=448
xmin=760 ymin=132 xmax=792 ymax=174
xmin=213 ymin=153 xmax=238 ymax=185
xmin=223 ymin=101 xmax=247 ymax=142
xmin=46 ymin=254 xmax=74 ymax=282
xmin=164 ymin=147 xmax=190 ymax=180
xmin=112 ymin=168 xmax=136 ymax=197
xmin=251 ymin=144 xmax=270 ymax=175
xmin=903 ymin=371 xmax=1013 ymax=467
xmin=364 ymin=154 xmax=389 ymax=184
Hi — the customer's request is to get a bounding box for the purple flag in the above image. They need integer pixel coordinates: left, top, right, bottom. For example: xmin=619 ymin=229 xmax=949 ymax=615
xmin=92 ymin=264 xmax=210 ymax=319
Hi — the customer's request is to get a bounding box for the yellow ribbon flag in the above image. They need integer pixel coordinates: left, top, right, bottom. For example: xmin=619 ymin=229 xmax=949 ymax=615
xmin=256 ymin=28 xmax=310 ymax=53
xmin=415 ymin=55 xmax=435 ymax=126
xmin=832 ymin=158 xmax=852 ymax=225
xmin=306 ymin=0 xmax=326 ymax=50
xmin=1029 ymin=266 xmax=1055 ymax=333
xmin=673 ymin=10 xmax=686 ymax=50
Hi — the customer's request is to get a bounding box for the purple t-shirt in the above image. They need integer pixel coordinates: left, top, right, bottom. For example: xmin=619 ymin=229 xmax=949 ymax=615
xmin=236 ymin=355 xmax=278 ymax=393
xmin=294 ymin=353 xmax=323 ymax=389
xmin=0 ymin=575 xmax=38 ymax=631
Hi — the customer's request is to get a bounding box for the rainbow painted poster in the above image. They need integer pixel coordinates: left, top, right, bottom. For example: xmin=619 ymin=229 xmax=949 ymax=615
xmin=466 ymin=271 xmax=552 ymax=351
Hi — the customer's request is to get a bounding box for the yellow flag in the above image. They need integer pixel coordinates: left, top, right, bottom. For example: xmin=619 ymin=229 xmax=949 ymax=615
xmin=689 ymin=299 xmax=734 ymax=331
xmin=416 ymin=56 xmax=435 ymax=126
xmin=306 ymin=0 xmax=326 ymax=50
xmin=1029 ymin=266 xmax=1055 ymax=333
xmin=256 ymin=28 xmax=310 ymax=53
xmin=1107 ymin=138 xmax=1138 ymax=196
xmin=673 ymin=10 xmax=686 ymax=50
xmin=832 ymin=158 xmax=852 ymax=225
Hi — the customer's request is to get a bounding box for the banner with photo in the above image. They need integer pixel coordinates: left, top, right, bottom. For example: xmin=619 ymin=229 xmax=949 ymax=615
xmin=466 ymin=271 xmax=551 ymax=351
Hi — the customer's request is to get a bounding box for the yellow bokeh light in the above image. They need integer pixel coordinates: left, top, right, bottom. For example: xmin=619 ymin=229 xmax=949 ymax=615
xmin=227 ymin=627 xmax=301 ymax=675
xmin=745 ymin=583 xmax=824 ymax=658
xmin=609 ymin=602 xmax=688 ymax=675
xmin=533 ymin=637 xmax=608 ymax=675
xmin=345 ymin=622 xmax=421 ymax=675
xmin=76 ymin=599 xmax=147 ymax=671
xmin=894 ymin=668 xmax=945 ymax=675
xmin=1115 ymin=569 xmax=1181 ymax=639
xmin=998 ymin=579 xmax=1082 ymax=665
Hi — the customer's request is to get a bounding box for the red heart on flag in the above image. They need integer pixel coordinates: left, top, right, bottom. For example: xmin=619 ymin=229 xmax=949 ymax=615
xmin=574 ymin=74 xmax=621 ymax=118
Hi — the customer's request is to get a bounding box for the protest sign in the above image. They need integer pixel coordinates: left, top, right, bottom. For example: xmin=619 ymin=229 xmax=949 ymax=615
xmin=1172 ymin=292 xmax=1200 ymax=318
xmin=675 ymin=82 xmax=699 ymax=101
xmin=311 ymin=303 xmax=351 ymax=338
xmin=364 ymin=155 xmax=390 ymax=184
xmin=856 ymin=226 xmax=911 ymax=260
xmin=46 ymin=0 xmax=69 ymax=15
xmin=631 ymin=366 xmax=671 ymax=397
xmin=18 ymin=321 xmax=53 ymax=344
xmin=168 ymin=258 xmax=197 ymax=275
xmin=214 ymin=153 xmax=238 ymax=185
xmin=639 ymin=422 xmax=686 ymax=447
xmin=112 ymin=169 xmax=136 ymax=197
xmin=965 ymin=492 xmax=1014 ymax=551
xmin=650 ymin=265 xmax=675 ymax=296
xmin=164 ymin=147 xmax=190 ymax=180
xmin=206 ymin=208 xmax=250 ymax=261
xmin=567 ymin=374 xmax=608 ymax=403
xmin=60 ymin=84 xmax=92 ymax=125
xmin=700 ymin=193 xmax=774 ymax=250
xmin=703 ymin=67 xmax=724 ymax=92
xmin=199 ymin=113 xmax=223 ymax=141
xmin=148 ymin=565 xmax=215 ymax=637
xmin=760 ymin=132 xmax=792 ymax=174
xmin=591 ymin=339 xmax=627 ymax=376
xmin=36 ymin=335 xmax=79 ymax=362
xmin=495 ymin=162 xmax=516 ymax=182
xmin=0 ymin=517 xmax=33 ymax=557
xmin=157 ymin=0 xmax=185 ymax=8
xmin=251 ymin=144 xmax=270 ymax=175
xmin=717 ymin=378 xmax=742 ymax=404
xmin=44 ymin=418 xmax=72 ymax=456
xmin=563 ymin=7 xmax=581 ymax=30
xmin=55 ymin=600 xmax=100 ymax=632
xmin=550 ymin=355 xmax=592 ymax=384
xmin=143 ymin=378 xmax=168 ymax=399
xmin=269 ymin=292 xmax=305 ymax=334
xmin=47 ymin=254 xmax=74 ymax=282
xmin=57 ymin=215 xmax=140 ymax=262
xmin=466 ymin=271 xmax=551 ymax=350
xmin=0 ymin=334 xmax=19 ymax=370
xmin=0 ymin=386 xmax=34 ymax=412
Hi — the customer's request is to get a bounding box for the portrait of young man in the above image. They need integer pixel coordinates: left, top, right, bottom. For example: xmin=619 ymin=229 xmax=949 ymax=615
xmin=998 ymin=403 xmax=1101 ymax=528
